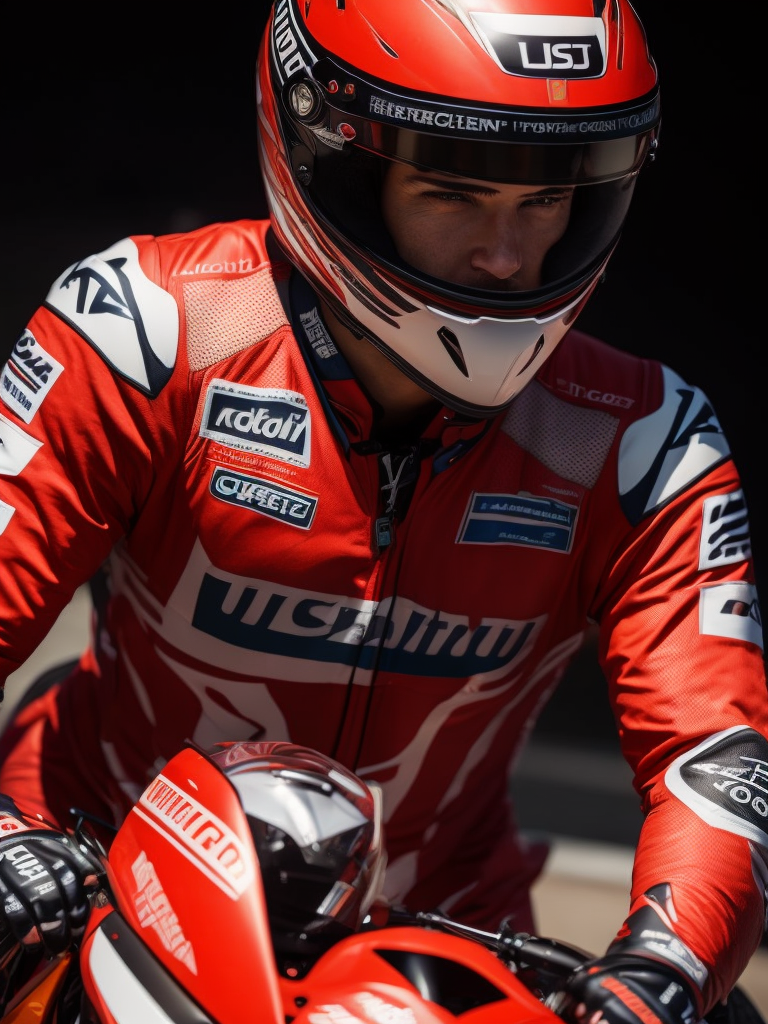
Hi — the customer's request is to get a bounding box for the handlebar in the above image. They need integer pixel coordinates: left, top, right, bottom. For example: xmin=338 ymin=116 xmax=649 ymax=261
xmin=384 ymin=907 xmax=591 ymax=988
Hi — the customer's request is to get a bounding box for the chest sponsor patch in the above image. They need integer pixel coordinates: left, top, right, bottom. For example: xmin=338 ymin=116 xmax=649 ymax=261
xmin=457 ymin=491 xmax=577 ymax=552
xmin=210 ymin=466 xmax=317 ymax=529
xmin=699 ymin=581 xmax=763 ymax=649
xmin=1 ymin=330 xmax=64 ymax=424
xmin=191 ymin=570 xmax=543 ymax=678
xmin=200 ymin=380 xmax=311 ymax=467
xmin=699 ymin=489 xmax=752 ymax=569
xmin=0 ymin=412 xmax=43 ymax=476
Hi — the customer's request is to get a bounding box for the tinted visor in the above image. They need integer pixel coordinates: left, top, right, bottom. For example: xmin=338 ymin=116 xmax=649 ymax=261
xmin=368 ymin=126 xmax=652 ymax=186
xmin=293 ymin=139 xmax=639 ymax=313
xmin=281 ymin=61 xmax=658 ymax=311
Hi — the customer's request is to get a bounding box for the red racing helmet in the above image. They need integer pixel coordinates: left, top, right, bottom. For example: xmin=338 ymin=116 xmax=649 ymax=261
xmin=256 ymin=0 xmax=660 ymax=416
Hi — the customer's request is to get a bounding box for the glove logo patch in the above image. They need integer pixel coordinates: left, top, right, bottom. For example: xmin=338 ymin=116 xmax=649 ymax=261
xmin=3 ymin=844 xmax=48 ymax=884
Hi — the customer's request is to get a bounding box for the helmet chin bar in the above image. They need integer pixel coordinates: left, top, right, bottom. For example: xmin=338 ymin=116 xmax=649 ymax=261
xmin=322 ymin=263 xmax=599 ymax=418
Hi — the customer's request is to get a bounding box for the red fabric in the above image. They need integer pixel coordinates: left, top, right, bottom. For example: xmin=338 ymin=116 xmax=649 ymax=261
xmin=0 ymin=220 xmax=765 ymax=1013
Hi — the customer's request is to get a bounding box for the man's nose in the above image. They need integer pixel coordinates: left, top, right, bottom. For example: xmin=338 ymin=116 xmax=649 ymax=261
xmin=469 ymin=210 xmax=523 ymax=280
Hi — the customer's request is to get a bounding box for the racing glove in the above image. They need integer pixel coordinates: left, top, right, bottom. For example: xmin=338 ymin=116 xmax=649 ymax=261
xmin=550 ymin=952 xmax=700 ymax=1023
xmin=548 ymin=884 xmax=707 ymax=1024
xmin=0 ymin=801 xmax=96 ymax=957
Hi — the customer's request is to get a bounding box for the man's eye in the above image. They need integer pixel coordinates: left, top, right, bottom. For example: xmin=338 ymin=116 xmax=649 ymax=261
xmin=524 ymin=192 xmax=572 ymax=208
xmin=423 ymin=190 xmax=473 ymax=203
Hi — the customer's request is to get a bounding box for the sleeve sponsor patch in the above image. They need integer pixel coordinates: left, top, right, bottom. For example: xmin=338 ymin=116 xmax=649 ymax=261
xmin=699 ymin=489 xmax=752 ymax=569
xmin=0 ymin=412 xmax=43 ymax=476
xmin=1 ymin=330 xmax=64 ymax=423
xmin=699 ymin=582 xmax=763 ymax=649
xmin=665 ymin=726 xmax=768 ymax=848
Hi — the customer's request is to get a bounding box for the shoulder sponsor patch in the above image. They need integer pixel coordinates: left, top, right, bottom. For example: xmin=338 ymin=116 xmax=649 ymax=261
xmin=45 ymin=237 xmax=178 ymax=397
xmin=0 ymin=412 xmax=43 ymax=475
xmin=699 ymin=489 xmax=752 ymax=569
xmin=665 ymin=726 xmax=768 ymax=848
xmin=699 ymin=581 xmax=763 ymax=649
xmin=619 ymin=366 xmax=730 ymax=524
xmin=1 ymin=330 xmax=64 ymax=423
xmin=200 ymin=380 xmax=311 ymax=467
xmin=210 ymin=467 xmax=317 ymax=529
xmin=457 ymin=491 xmax=577 ymax=552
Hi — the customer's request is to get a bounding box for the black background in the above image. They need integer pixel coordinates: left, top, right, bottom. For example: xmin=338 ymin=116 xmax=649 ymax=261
xmin=2 ymin=6 xmax=763 ymax=742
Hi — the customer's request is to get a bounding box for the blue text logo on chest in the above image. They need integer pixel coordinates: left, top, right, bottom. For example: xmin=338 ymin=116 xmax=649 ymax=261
xmin=458 ymin=492 xmax=578 ymax=551
xmin=201 ymin=381 xmax=311 ymax=467
xmin=210 ymin=467 xmax=317 ymax=529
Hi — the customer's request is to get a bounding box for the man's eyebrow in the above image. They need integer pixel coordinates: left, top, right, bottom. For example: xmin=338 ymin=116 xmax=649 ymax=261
xmin=406 ymin=175 xmax=498 ymax=193
xmin=405 ymin=175 xmax=572 ymax=196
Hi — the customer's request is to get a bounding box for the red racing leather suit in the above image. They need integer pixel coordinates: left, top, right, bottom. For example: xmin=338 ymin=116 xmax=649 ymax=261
xmin=0 ymin=220 xmax=766 ymax=1011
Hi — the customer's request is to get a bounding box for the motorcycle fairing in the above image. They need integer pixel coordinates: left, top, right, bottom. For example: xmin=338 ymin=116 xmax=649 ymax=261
xmin=96 ymin=747 xmax=283 ymax=1024
xmin=281 ymin=926 xmax=561 ymax=1023
xmin=80 ymin=911 xmax=214 ymax=1024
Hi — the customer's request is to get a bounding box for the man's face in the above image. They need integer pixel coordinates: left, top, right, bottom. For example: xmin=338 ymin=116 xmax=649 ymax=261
xmin=382 ymin=162 xmax=574 ymax=292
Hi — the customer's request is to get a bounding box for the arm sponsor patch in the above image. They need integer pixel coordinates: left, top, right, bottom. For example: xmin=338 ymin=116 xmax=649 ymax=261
xmin=0 ymin=411 xmax=43 ymax=475
xmin=699 ymin=489 xmax=752 ymax=569
xmin=665 ymin=726 xmax=768 ymax=848
xmin=699 ymin=582 xmax=763 ymax=650
xmin=0 ymin=498 xmax=14 ymax=535
xmin=1 ymin=330 xmax=64 ymax=423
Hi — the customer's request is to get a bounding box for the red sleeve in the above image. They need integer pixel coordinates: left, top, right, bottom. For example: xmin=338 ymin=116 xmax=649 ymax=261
xmin=596 ymin=455 xmax=768 ymax=1010
xmin=0 ymin=236 xmax=188 ymax=684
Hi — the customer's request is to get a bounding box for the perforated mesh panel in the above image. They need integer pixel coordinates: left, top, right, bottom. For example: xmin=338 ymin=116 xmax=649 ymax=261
xmin=502 ymin=381 xmax=619 ymax=489
xmin=182 ymin=269 xmax=289 ymax=371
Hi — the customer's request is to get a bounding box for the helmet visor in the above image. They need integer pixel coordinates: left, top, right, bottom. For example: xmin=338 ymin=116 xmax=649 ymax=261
xmin=293 ymin=138 xmax=640 ymax=315
xmin=279 ymin=58 xmax=657 ymax=314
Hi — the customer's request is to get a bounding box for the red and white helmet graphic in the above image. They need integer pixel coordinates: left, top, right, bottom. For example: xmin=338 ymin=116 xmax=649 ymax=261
xmin=257 ymin=0 xmax=660 ymax=415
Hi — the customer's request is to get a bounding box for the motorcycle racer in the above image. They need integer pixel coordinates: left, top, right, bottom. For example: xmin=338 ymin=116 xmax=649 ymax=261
xmin=0 ymin=1 xmax=766 ymax=1021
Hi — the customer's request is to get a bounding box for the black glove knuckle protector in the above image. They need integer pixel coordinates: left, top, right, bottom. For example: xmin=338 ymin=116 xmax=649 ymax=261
xmin=0 ymin=832 xmax=93 ymax=956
